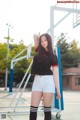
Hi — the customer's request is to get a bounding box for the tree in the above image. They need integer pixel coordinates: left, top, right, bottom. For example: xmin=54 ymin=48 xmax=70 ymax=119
xmin=69 ymin=40 xmax=80 ymax=67
xmin=56 ymin=33 xmax=70 ymax=69
xmin=0 ymin=43 xmax=7 ymax=70
xmin=56 ymin=33 xmax=80 ymax=69
xmin=0 ymin=42 xmax=34 ymax=83
xmin=8 ymin=43 xmax=29 ymax=83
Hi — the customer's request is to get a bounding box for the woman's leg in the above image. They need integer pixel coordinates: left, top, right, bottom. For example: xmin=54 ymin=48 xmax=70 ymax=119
xmin=43 ymin=93 xmax=54 ymax=120
xmin=29 ymin=91 xmax=43 ymax=120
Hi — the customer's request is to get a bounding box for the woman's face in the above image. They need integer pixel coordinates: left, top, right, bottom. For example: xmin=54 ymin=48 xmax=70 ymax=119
xmin=41 ymin=36 xmax=48 ymax=49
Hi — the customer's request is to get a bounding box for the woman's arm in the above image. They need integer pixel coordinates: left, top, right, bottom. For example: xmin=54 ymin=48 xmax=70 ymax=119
xmin=33 ymin=34 xmax=39 ymax=51
xmin=52 ymin=66 xmax=61 ymax=99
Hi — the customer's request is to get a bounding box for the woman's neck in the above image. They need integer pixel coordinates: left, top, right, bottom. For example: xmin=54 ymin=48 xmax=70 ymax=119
xmin=45 ymin=48 xmax=48 ymax=52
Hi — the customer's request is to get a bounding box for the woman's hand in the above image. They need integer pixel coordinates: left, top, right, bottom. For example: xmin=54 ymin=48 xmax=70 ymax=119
xmin=56 ymin=91 xmax=61 ymax=99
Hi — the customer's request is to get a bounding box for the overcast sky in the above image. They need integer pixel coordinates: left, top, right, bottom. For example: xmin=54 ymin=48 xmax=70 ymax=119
xmin=0 ymin=0 xmax=80 ymax=45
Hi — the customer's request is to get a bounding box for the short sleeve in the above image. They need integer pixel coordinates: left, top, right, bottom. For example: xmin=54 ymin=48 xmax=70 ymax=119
xmin=51 ymin=54 xmax=58 ymax=67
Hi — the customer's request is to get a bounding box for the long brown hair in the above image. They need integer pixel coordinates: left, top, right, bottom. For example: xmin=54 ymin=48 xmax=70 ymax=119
xmin=38 ymin=33 xmax=54 ymax=60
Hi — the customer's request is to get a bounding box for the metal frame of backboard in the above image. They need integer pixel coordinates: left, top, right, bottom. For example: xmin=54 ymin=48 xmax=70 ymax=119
xmin=47 ymin=4 xmax=80 ymax=46
xmin=73 ymin=2 xmax=80 ymax=28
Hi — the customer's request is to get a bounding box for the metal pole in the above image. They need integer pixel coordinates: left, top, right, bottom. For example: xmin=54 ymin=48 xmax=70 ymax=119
xmin=4 ymin=27 xmax=9 ymax=90
xmin=50 ymin=6 xmax=54 ymax=48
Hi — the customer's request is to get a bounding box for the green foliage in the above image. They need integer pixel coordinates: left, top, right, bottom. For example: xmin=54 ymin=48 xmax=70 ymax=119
xmin=0 ymin=42 xmax=35 ymax=83
xmin=56 ymin=33 xmax=80 ymax=69
xmin=13 ymin=59 xmax=29 ymax=83
xmin=0 ymin=43 xmax=7 ymax=70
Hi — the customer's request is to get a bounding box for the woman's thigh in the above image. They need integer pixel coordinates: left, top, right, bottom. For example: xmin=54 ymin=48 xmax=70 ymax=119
xmin=30 ymin=91 xmax=43 ymax=107
xmin=43 ymin=93 xmax=54 ymax=107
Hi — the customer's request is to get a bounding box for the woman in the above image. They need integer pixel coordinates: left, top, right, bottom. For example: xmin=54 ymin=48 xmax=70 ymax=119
xmin=29 ymin=33 xmax=61 ymax=120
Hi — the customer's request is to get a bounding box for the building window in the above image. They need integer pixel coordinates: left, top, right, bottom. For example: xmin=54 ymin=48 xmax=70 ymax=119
xmin=64 ymin=77 xmax=69 ymax=86
xmin=75 ymin=78 xmax=80 ymax=85
xmin=66 ymin=78 xmax=69 ymax=85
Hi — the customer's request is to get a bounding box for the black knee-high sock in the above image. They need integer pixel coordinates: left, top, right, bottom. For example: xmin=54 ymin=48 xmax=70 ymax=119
xmin=44 ymin=106 xmax=51 ymax=120
xmin=29 ymin=106 xmax=38 ymax=120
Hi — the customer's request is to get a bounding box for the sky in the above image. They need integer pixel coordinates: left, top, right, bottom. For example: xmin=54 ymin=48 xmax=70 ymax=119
xmin=0 ymin=0 xmax=80 ymax=46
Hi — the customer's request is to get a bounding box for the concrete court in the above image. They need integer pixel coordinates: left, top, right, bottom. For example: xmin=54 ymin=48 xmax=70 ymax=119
xmin=0 ymin=88 xmax=80 ymax=120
